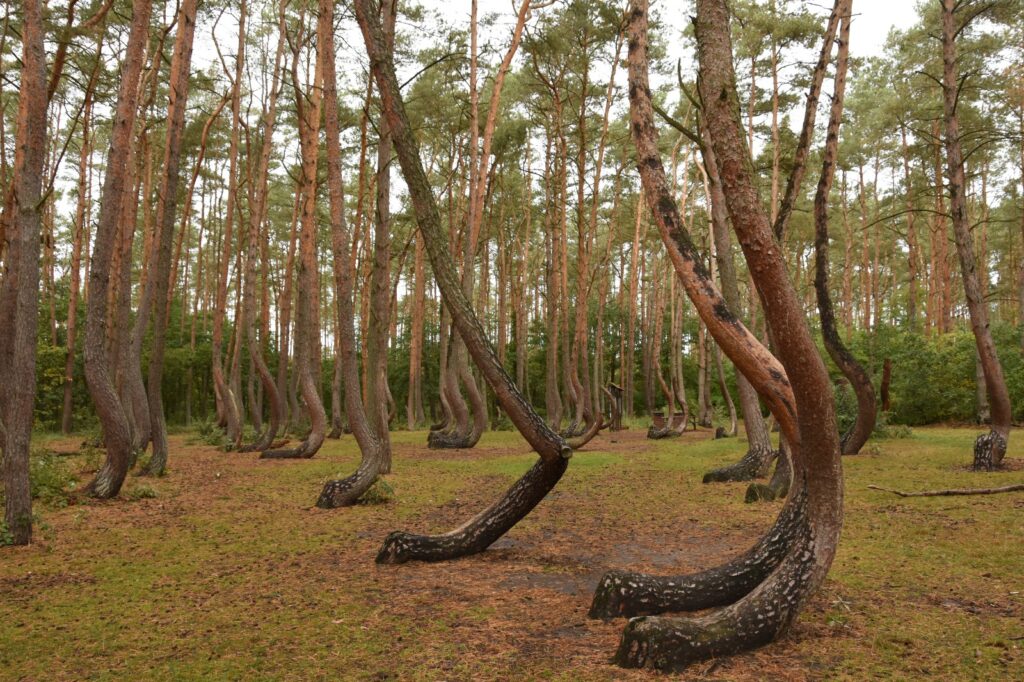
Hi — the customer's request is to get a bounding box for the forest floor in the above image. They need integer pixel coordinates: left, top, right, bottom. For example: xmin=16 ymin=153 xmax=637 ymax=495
xmin=1 ymin=425 xmax=1022 ymax=681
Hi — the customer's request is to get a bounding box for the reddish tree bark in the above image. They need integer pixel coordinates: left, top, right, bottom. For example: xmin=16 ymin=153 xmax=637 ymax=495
xmin=592 ymin=3 xmax=843 ymax=670
xmin=0 ymin=0 xmax=48 ymax=544
xmin=82 ymin=0 xmax=153 ymax=498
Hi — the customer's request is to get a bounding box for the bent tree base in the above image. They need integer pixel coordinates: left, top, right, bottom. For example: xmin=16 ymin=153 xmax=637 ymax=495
xmin=612 ymin=521 xmax=815 ymax=671
xmin=427 ymin=429 xmax=476 ymax=449
xmin=703 ymin=444 xmax=775 ymax=483
xmin=376 ymin=456 xmax=568 ymax=564
xmin=745 ymin=445 xmax=792 ymax=503
xmin=316 ymin=459 xmax=382 ymax=508
xmin=972 ymin=430 xmax=1007 ymax=471
xmin=646 ymin=425 xmax=681 ymax=440
xmin=589 ymin=491 xmax=805 ymax=619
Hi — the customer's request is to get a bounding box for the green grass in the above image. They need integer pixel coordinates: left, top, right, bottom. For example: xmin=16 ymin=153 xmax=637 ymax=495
xmin=0 ymin=426 xmax=1021 ymax=680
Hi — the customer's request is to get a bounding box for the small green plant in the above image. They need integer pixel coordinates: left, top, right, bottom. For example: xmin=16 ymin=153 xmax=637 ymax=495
xmin=77 ymin=444 xmax=104 ymax=472
xmin=127 ymin=484 xmax=158 ymax=501
xmin=873 ymin=411 xmax=913 ymax=439
xmin=358 ymin=478 xmax=395 ymax=505
xmin=196 ymin=420 xmax=228 ymax=448
xmin=27 ymin=449 xmax=76 ymax=508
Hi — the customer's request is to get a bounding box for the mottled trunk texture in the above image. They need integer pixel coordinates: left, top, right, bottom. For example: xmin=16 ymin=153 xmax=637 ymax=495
xmin=595 ymin=2 xmax=843 ymax=671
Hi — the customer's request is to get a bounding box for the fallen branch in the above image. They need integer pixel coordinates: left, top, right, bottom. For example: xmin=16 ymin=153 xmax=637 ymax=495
xmin=868 ymin=483 xmax=1024 ymax=498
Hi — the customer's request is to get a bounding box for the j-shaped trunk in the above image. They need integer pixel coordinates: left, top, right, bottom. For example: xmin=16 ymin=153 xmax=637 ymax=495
xmin=355 ymin=0 xmax=572 ymax=561
xmin=314 ymin=0 xmax=386 ymax=506
xmin=810 ymin=5 xmax=875 ymax=456
xmin=698 ymin=93 xmax=776 ymax=484
xmin=598 ymin=1 xmax=843 ymax=671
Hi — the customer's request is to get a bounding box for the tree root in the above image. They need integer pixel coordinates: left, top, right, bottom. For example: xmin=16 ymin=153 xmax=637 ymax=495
xmin=703 ymin=445 xmax=775 ymax=483
xmin=745 ymin=447 xmax=791 ymax=503
xmin=589 ymin=491 xmax=805 ymax=619
xmin=376 ymin=456 xmax=568 ymax=564
xmin=259 ymin=444 xmax=315 ymax=459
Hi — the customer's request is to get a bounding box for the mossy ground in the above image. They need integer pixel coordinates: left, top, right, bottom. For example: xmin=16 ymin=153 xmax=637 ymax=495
xmin=1 ymin=426 xmax=1021 ymax=680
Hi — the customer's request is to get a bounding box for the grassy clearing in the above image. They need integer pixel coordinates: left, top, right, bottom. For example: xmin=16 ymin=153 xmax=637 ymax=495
xmin=1 ymin=426 xmax=1021 ymax=680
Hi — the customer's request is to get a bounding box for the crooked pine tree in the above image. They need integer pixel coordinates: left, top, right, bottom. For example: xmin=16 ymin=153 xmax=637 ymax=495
xmin=587 ymin=1 xmax=843 ymax=670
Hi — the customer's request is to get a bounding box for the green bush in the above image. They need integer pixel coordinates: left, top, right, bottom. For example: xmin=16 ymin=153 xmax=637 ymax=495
xmin=0 ymin=448 xmax=75 ymax=510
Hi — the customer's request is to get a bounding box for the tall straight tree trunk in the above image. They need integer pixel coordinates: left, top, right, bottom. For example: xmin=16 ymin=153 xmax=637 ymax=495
xmin=0 ymin=0 xmax=47 ymax=544
xmin=140 ymin=0 xmax=198 ymax=476
xmin=811 ymin=2 xmax=874 ymax=456
xmin=406 ymin=230 xmax=426 ymax=429
xmin=61 ymin=47 xmax=101 ymax=435
xmin=594 ymin=5 xmax=842 ymax=671
xmin=900 ymin=125 xmax=920 ymax=331
xmin=355 ymin=0 xmax=574 ymax=564
xmin=940 ymin=0 xmax=1011 ymax=470
xmin=212 ymin=0 xmax=247 ymax=447
xmin=625 ymin=196 xmax=643 ymax=417
xmin=276 ymin=187 xmax=302 ymax=433
xmin=82 ymin=0 xmax=152 ymax=499
xmin=238 ymin=0 xmax=287 ymax=453
xmin=262 ymin=13 xmax=326 ymax=459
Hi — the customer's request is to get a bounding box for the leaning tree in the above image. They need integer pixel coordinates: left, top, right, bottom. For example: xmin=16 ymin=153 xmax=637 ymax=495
xmin=81 ymin=0 xmax=153 ymax=499
xmin=810 ymin=0 xmax=876 ymax=457
xmin=354 ymin=0 xmax=579 ymax=564
xmin=585 ymin=0 xmax=843 ymax=670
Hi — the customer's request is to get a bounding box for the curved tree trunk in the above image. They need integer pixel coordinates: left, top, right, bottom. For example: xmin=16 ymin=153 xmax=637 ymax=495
xmin=82 ymin=0 xmax=152 ymax=499
xmin=940 ymin=0 xmax=1011 ymax=470
xmin=811 ymin=8 xmax=874 ymax=457
xmin=315 ymin=0 xmax=388 ymax=507
xmin=595 ymin=3 xmax=843 ymax=671
xmin=355 ymin=0 xmax=573 ymax=564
